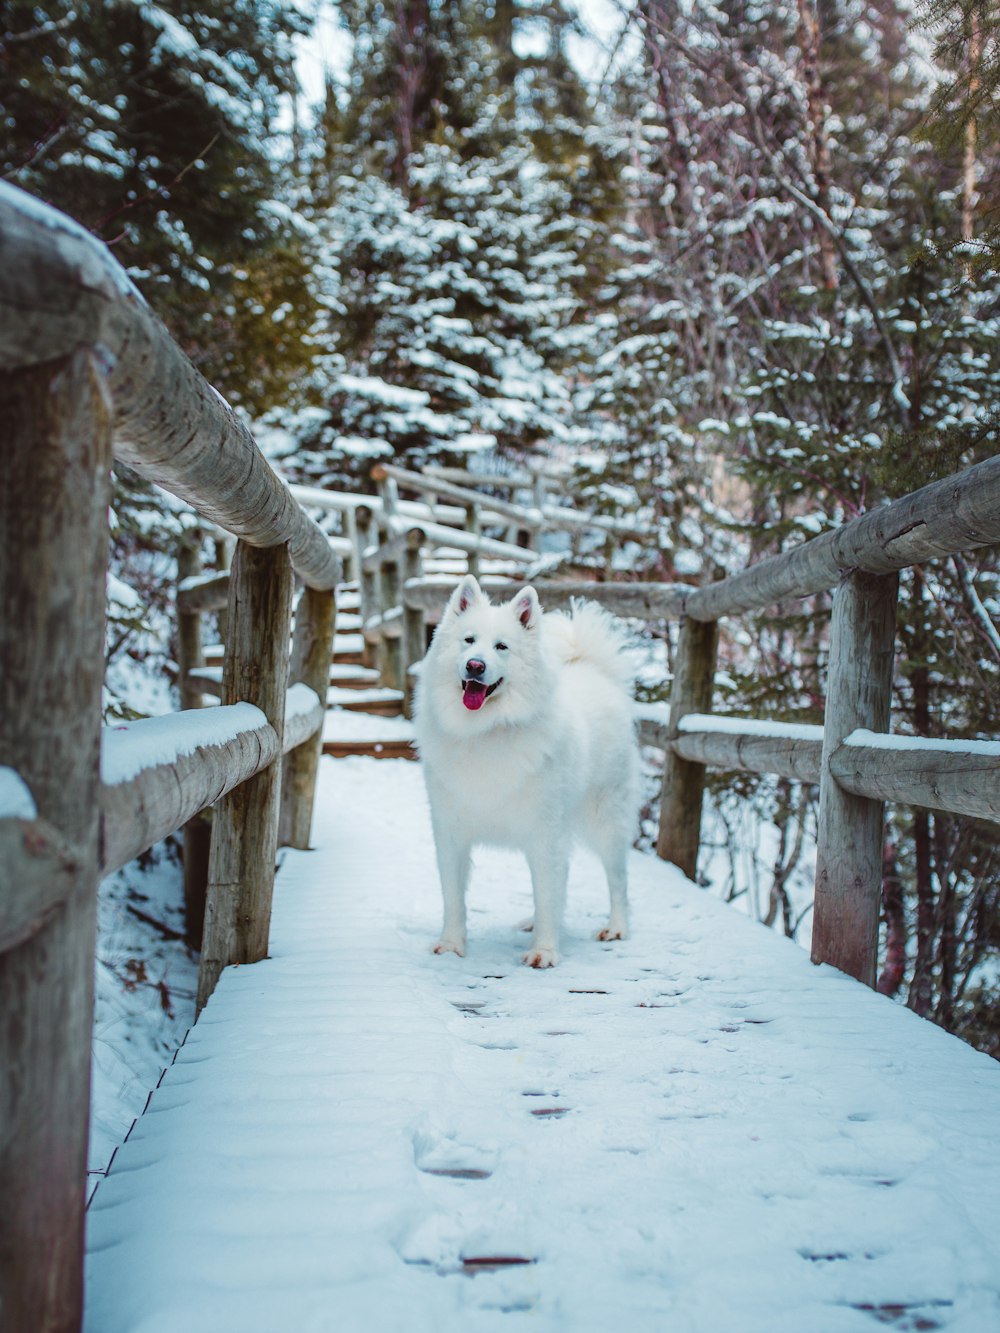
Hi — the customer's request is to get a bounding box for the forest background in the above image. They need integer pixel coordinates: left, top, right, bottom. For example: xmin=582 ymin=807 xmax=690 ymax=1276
xmin=2 ymin=0 xmax=999 ymax=1060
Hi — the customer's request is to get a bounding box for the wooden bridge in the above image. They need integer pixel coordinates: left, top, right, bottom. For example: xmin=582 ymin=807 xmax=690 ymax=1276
xmin=2 ymin=183 xmax=1000 ymax=1332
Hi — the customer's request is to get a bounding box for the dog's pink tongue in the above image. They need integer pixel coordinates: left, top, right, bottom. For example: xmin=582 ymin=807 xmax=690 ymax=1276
xmin=462 ymin=680 xmax=488 ymax=711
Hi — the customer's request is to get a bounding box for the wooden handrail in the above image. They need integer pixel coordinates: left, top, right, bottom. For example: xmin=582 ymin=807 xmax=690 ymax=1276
xmin=374 ymin=460 xmax=649 ymax=540
xmin=99 ymin=689 xmax=324 ymax=877
xmin=685 ymin=454 xmax=1000 ymax=621
xmin=0 ymin=183 xmax=340 ymax=591
xmin=404 ymin=576 xmax=690 ymax=619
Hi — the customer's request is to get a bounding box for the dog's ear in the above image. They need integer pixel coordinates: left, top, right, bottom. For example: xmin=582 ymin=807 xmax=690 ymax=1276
xmin=448 ymin=575 xmax=483 ymax=615
xmin=512 ymin=586 xmax=540 ymax=630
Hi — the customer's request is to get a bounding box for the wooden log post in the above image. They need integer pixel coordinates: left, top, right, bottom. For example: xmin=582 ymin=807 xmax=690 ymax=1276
xmin=464 ymin=504 xmax=481 ymax=579
xmin=279 ymin=584 xmax=337 ymax=849
xmin=356 ymin=505 xmax=377 ymax=669
xmin=376 ymin=472 xmax=402 ymax=688
xmin=0 ymin=351 xmax=111 ymax=1332
xmin=213 ymin=533 xmax=233 ymax=643
xmin=402 ymin=528 xmax=426 ymax=719
xmin=344 ymin=505 xmax=360 ymax=585
xmin=197 ymin=540 xmax=293 ymax=1012
xmin=655 ymin=615 xmax=720 ymax=879
xmin=177 ymin=534 xmax=205 ymax=711
xmin=177 ymin=533 xmax=211 ymax=948
xmin=811 ymin=570 xmax=898 ymax=986
xmin=379 ymin=552 xmax=404 ymax=691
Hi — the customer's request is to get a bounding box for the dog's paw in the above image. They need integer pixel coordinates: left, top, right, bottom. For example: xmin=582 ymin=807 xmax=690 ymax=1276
xmin=522 ymin=947 xmax=558 ymax=969
xmin=432 ymin=938 xmax=466 ymax=957
xmin=596 ymin=923 xmax=629 ymax=942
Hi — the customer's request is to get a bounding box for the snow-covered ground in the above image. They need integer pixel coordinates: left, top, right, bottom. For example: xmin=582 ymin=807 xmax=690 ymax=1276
xmin=91 ymin=843 xmax=197 ymax=1180
xmin=85 ymin=756 xmax=1000 ymax=1332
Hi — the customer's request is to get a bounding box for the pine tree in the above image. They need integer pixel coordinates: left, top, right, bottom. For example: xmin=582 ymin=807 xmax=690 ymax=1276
xmin=274 ymin=0 xmax=611 ymax=489
xmin=1 ymin=0 xmax=315 ymax=411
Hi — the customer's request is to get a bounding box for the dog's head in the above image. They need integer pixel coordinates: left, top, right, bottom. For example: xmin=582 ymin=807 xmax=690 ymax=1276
xmin=421 ymin=575 xmax=549 ymax=730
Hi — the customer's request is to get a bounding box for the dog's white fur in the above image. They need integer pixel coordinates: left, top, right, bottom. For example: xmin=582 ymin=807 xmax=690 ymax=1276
xmin=413 ymin=576 xmax=640 ymax=968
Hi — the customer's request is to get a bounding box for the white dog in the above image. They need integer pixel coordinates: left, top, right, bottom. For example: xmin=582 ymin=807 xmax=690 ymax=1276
xmin=413 ymin=575 xmax=640 ymax=968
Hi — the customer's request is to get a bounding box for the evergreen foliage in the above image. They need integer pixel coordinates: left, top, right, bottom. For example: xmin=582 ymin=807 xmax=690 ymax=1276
xmin=0 ymin=0 xmax=315 ymax=411
xmin=272 ymin=0 xmax=614 ymax=490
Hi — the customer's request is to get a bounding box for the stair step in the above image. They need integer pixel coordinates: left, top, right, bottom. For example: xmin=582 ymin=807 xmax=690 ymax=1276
xmin=322 ymin=739 xmax=417 ymax=760
xmin=334 ymin=698 xmax=404 ymax=717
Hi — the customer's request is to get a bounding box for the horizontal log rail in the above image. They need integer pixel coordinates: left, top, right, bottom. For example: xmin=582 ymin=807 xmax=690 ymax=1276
xmin=0 ymin=183 xmax=340 ymax=591
xmin=362 ymin=527 xmax=427 ymax=575
xmin=290 ymin=481 xmax=513 ymax=540
xmin=638 ymin=714 xmax=1000 ymax=824
xmin=373 ymin=461 xmax=649 ymax=540
xmin=830 ymin=731 xmax=1000 ymax=824
xmin=177 ymin=572 xmax=232 ymax=615
xmin=404 ymin=576 xmax=690 ymax=619
xmin=99 ymin=688 xmax=324 ymax=877
xmin=423 ymin=460 xmax=572 ymax=488
xmin=684 ymin=454 xmax=1000 ymax=622
xmin=379 ymin=511 xmax=534 ymax=564
xmin=364 ymin=606 xmax=404 ymax=643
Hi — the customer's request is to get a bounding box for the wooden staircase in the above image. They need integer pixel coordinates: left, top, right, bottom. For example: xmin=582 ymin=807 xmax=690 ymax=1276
xmin=198 ymin=584 xmax=416 ymax=759
xmin=320 ymin=584 xmax=416 ymax=760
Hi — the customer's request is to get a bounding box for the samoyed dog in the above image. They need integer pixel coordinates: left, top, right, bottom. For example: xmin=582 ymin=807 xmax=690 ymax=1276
xmin=413 ymin=575 xmax=640 ymax=968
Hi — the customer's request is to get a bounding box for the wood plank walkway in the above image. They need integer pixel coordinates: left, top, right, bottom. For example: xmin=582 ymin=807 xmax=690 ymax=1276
xmin=85 ymin=758 xmax=1000 ymax=1333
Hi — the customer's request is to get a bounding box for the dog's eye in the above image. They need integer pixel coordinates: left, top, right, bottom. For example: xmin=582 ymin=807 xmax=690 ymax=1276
xmin=495 ymin=641 xmax=508 ymax=652
xmin=464 ymin=635 xmax=475 ymax=644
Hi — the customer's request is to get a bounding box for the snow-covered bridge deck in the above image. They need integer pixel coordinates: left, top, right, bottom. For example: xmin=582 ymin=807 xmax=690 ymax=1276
xmin=85 ymin=758 xmax=1000 ymax=1333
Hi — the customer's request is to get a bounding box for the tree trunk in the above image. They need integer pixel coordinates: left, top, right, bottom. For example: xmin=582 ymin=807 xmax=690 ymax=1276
xmin=908 ymin=572 xmax=935 ymax=1016
xmin=796 ymin=0 xmax=839 ymax=291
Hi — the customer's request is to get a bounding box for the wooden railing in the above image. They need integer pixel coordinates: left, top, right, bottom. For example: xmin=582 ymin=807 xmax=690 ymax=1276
xmin=0 ymin=183 xmax=339 ymax=1332
xmin=301 ymin=453 xmax=1000 ymax=976
xmin=394 ymin=460 xmax=1000 ymax=990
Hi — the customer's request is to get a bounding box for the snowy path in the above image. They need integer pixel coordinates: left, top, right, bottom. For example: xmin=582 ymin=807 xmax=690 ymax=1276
xmin=86 ymin=758 xmax=1000 ymax=1333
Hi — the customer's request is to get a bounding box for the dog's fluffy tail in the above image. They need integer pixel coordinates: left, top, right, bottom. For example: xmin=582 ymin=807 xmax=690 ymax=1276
xmin=544 ymin=599 xmax=634 ymax=694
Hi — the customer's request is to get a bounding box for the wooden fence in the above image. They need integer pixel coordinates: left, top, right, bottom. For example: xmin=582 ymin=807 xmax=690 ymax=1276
xmin=0 ymin=183 xmax=340 ymax=1332
xmin=389 ymin=469 xmax=1000 ymax=988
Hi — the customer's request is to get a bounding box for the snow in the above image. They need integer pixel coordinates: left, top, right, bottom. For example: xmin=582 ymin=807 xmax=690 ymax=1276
xmin=0 ymin=181 xmax=140 ymax=301
xmin=286 ymin=683 xmax=323 ymax=722
xmin=91 ymin=846 xmax=197 ymax=1180
xmin=339 ymin=374 xmax=431 ymax=410
xmin=101 ymin=704 xmax=269 ymax=787
xmin=85 ymin=758 xmax=1000 ymax=1332
xmin=845 ymin=728 xmax=1000 ymax=757
xmin=322 ymin=709 xmax=414 ymax=742
xmin=107 ymin=574 xmax=143 ymax=612
xmin=681 ymin=713 xmax=824 ymax=742
xmin=0 ymin=766 xmax=36 ymax=819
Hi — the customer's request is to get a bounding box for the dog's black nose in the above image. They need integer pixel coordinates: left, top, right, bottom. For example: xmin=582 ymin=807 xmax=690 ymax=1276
xmin=465 ymin=658 xmax=486 ymax=678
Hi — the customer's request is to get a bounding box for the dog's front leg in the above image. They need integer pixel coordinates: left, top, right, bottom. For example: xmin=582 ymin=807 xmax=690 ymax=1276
xmin=431 ymin=829 xmax=471 ymax=957
xmin=523 ymin=841 xmax=568 ymax=968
